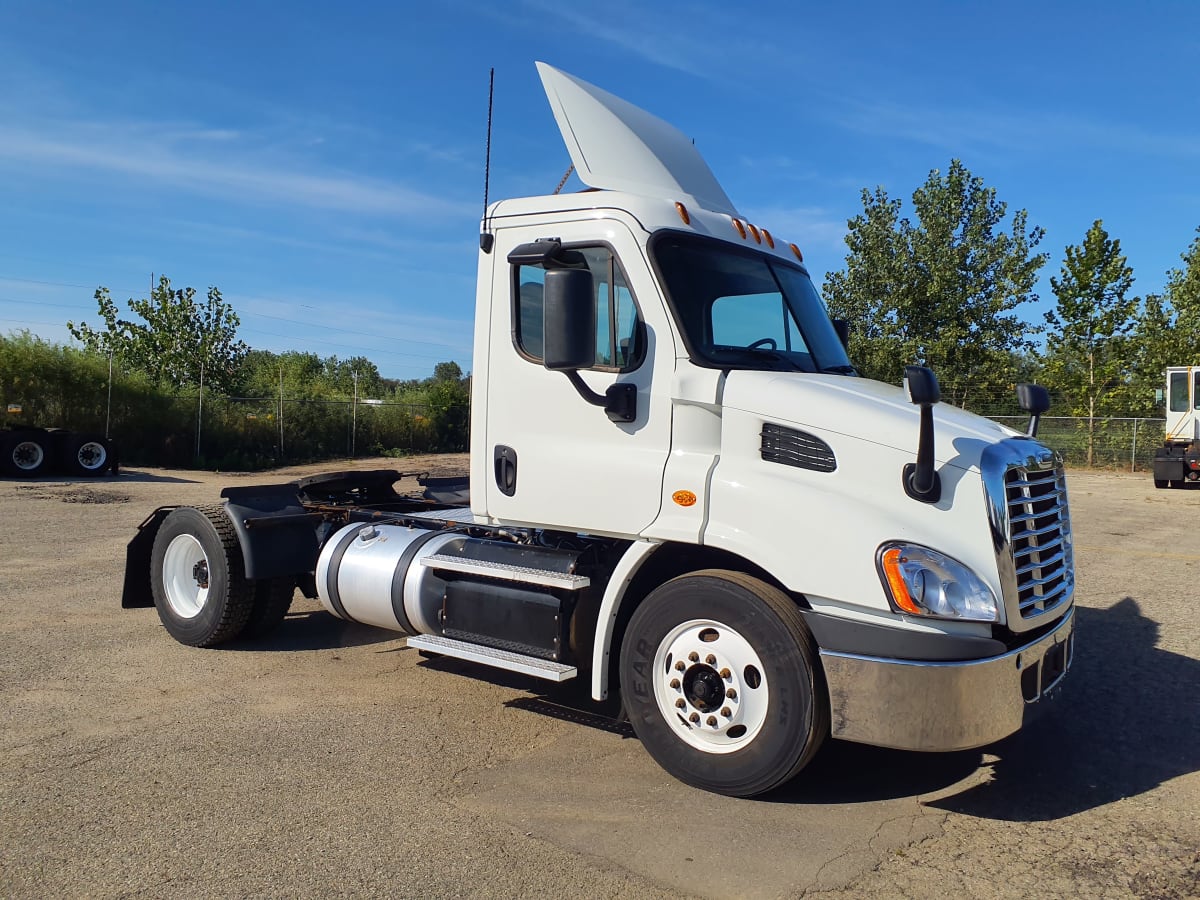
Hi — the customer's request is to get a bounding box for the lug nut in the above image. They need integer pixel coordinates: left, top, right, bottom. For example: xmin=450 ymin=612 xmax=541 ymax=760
xmin=706 ymin=716 xmax=717 ymax=727
xmin=670 ymin=678 xmax=681 ymax=690
xmin=689 ymin=712 xmax=700 ymax=723
xmin=721 ymin=707 xmax=732 ymax=718
xmin=676 ymin=698 xmax=686 ymax=709
xmin=705 ymin=654 xmax=717 ymax=665
xmin=720 ymin=668 xmax=731 ymax=679
xmin=726 ymin=688 xmax=737 ymax=700
xmin=688 ymin=651 xmax=699 ymax=662
xmin=675 ymin=660 xmax=686 ymax=672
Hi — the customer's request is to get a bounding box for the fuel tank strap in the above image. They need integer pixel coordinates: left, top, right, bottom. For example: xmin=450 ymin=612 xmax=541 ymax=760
xmin=389 ymin=528 xmax=447 ymax=635
xmin=324 ymin=523 xmax=371 ymax=623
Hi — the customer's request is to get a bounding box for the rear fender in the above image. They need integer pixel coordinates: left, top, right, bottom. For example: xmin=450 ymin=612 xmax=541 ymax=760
xmin=122 ymin=507 xmax=176 ymax=608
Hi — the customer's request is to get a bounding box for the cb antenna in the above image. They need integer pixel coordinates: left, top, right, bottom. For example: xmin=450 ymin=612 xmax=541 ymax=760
xmin=479 ymin=67 xmax=495 ymax=253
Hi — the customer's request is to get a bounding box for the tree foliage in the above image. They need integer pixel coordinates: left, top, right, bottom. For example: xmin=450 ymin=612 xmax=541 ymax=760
xmin=68 ymin=275 xmax=248 ymax=393
xmin=1040 ymin=220 xmax=1138 ymax=464
xmin=823 ymin=159 xmax=1047 ymax=407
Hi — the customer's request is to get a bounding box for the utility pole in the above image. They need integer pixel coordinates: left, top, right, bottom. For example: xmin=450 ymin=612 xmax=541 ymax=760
xmin=279 ymin=363 xmax=285 ymax=461
xmin=351 ymin=369 xmax=359 ymax=458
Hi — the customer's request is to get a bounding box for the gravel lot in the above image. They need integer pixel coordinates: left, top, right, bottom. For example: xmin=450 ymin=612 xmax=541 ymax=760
xmin=1 ymin=461 xmax=1197 ymax=898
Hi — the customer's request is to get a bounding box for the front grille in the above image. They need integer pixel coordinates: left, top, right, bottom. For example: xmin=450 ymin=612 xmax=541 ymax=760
xmin=1006 ymin=464 xmax=1073 ymax=619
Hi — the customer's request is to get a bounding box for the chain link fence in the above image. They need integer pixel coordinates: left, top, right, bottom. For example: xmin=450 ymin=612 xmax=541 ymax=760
xmin=991 ymin=416 xmax=1165 ymax=471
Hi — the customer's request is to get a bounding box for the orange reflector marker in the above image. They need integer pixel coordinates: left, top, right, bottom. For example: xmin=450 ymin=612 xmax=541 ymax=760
xmin=762 ymin=228 xmax=775 ymax=249
xmin=881 ymin=547 xmax=922 ymax=615
xmin=672 ymin=490 xmax=698 ymax=507
xmin=732 ymin=218 xmax=747 ymax=239
xmin=789 ymin=242 xmax=804 ymax=262
xmin=674 ymin=201 xmax=690 ymax=225
xmin=747 ymin=223 xmax=762 ymax=244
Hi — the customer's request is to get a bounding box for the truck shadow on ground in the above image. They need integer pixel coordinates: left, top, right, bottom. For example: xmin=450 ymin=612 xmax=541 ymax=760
xmin=228 ymin=610 xmax=400 ymax=652
xmin=771 ymin=599 xmax=1199 ymax=817
xmin=926 ymin=598 xmax=1200 ymax=821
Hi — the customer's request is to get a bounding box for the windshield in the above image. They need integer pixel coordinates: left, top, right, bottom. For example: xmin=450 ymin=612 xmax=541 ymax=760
xmin=652 ymin=233 xmax=855 ymax=375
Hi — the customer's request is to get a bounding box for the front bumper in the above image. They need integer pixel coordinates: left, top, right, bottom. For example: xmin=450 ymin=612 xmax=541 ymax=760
xmin=820 ymin=606 xmax=1075 ymax=752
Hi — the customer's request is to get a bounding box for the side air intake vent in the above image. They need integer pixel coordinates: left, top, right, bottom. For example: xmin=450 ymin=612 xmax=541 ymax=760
xmin=761 ymin=423 xmax=836 ymax=473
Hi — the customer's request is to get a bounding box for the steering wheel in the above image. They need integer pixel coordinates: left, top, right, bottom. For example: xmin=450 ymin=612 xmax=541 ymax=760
xmin=747 ymin=338 xmax=778 ymax=351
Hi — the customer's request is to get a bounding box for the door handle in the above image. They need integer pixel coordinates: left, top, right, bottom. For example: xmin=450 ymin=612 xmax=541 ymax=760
xmin=494 ymin=445 xmax=518 ymax=497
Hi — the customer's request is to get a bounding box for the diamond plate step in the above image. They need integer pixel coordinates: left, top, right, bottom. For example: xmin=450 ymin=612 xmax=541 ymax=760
xmin=407 ymin=634 xmax=577 ymax=682
xmin=418 ymin=554 xmax=590 ymax=590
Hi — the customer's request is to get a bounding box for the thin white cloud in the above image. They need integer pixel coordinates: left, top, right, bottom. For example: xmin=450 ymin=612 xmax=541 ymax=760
xmin=0 ymin=120 xmax=477 ymax=219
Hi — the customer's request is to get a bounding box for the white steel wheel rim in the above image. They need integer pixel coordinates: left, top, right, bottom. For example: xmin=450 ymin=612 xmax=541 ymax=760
xmin=76 ymin=441 xmax=107 ymax=470
xmin=162 ymin=534 xmax=210 ymax=619
xmin=652 ymin=618 xmax=770 ymax=754
xmin=13 ymin=441 xmax=44 ymax=470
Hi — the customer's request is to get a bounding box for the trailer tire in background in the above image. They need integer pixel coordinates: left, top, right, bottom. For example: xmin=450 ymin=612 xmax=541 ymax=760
xmin=59 ymin=432 xmax=111 ymax=477
xmin=620 ymin=569 xmax=829 ymax=798
xmin=1 ymin=428 xmax=52 ymax=477
xmin=150 ymin=505 xmax=255 ymax=647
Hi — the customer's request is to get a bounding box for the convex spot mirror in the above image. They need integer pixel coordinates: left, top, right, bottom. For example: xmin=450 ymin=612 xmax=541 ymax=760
xmin=543 ymin=267 xmax=596 ymax=372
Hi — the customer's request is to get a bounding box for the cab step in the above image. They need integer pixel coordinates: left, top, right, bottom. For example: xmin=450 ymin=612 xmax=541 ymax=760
xmin=418 ymin=554 xmax=590 ymax=590
xmin=406 ymin=634 xmax=578 ymax=682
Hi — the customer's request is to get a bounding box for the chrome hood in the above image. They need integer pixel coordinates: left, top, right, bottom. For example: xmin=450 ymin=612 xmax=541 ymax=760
xmin=721 ymin=371 xmax=1021 ymax=474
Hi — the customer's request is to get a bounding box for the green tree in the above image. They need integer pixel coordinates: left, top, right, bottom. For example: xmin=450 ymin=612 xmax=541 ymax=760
xmin=1132 ymin=227 xmax=1200 ymax=407
xmin=1040 ymin=220 xmax=1138 ymax=464
xmin=824 ymin=159 xmax=1047 ymax=407
xmin=68 ymin=275 xmax=248 ymax=393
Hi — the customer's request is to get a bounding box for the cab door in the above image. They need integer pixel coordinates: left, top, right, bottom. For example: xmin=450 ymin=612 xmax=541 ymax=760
xmin=482 ymin=217 xmax=673 ymax=536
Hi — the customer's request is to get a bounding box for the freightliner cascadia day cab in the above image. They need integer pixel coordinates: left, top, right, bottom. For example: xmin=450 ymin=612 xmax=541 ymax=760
xmin=122 ymin=63 xmax=1076 ymax=797
xmin=1153 ymin=366 xmax=1200 ymax=487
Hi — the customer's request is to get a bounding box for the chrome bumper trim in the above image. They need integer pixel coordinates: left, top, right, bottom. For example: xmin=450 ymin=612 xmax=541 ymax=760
xmin=820 ymin=607 xmax=1075 ymax=752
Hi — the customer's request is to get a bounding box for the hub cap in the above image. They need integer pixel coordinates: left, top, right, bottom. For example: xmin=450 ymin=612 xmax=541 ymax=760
xmin=653 ymin=619 xmax=769 ymax=754
xmin=76 ymin=441 xmax=107 ymax=470
xmin=12 ymin=440 xmax=44 ymax=471
xmin=162 ymin=534 xmax=210 ymax=619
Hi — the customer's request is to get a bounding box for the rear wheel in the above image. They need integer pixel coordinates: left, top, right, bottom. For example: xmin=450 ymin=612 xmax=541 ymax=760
xmin=620 ymin=570 xmax=828 ymax=797
xmin=1154 ymin=479 xmax=1168 ymax=489
xmin=2 ymin=430 xmax=51 ymax=477
xmin=61 ymin=433 xmax=110 ymax=476
xmin=150 ymin=505 xmax=253 ymax=646
xmin=242 ymin=578 xmax=295 ymax=639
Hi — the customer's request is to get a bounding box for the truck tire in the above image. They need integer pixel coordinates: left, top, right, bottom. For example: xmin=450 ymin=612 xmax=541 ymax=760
xmin=619 ymin=570 xmax=829 ymax=797
xmin=242 ymin=578 xmax=295 ymax=639
xmin=1 ymin=429 xmax=51 ymax=477
xmin=1154 ymin=479 xmax=1168 ymax=489
xmin=60 ymin=433 xmax=110 ymax=477
xmin=150 ymin=505 xmax=254 ymax=647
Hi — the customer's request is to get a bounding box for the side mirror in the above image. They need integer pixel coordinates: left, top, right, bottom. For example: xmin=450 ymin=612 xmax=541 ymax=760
xmin=832 ymin=318 xmax=851 ymax=352
xmin=543 ymin=268 xmax=596 ymax=371
xmin=902 ymin=365 xmax=941 ymax=503
xmin=1016 ymin=383 xmax=1050 ymax=438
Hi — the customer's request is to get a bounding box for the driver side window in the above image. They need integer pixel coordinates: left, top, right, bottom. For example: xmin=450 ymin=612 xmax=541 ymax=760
xmin=513 ymin=245 xmax=643 ymax=371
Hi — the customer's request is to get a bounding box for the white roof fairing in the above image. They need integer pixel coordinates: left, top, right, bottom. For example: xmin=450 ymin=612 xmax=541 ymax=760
xmin=535 ymin=62 xmax=739 ymax=217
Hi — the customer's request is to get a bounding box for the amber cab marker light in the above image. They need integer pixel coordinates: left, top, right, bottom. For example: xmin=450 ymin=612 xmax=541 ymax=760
xmin=732 ymin=218 xmax=747 ymax=239
xmin=789 ymin=242 xmax=804 ymax=262
xmin=762 ymin=228 xmax=775 ymax=249
xmin=672 ymin=490 xmax=698 ymax=507
xmin=674 ymin=201 xmax=691 ymax=225
xmin=747 ymin=223 xmax=762 ymax=244
xmin=881 ymin=547 xmax=923 ymax=615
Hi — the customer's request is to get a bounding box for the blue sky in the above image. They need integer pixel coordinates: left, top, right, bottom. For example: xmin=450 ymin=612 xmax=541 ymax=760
xmin=1 ymin=1 xmax=1197 ymax=380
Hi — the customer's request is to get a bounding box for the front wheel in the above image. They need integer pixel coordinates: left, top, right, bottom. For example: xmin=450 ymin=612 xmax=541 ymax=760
xmin=620 ymin=570 xmax=828 ymax=797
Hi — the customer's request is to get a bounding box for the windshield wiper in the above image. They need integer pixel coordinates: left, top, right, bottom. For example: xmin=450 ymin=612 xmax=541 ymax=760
xmin=820 ymin=364 xmax=858 ymax=375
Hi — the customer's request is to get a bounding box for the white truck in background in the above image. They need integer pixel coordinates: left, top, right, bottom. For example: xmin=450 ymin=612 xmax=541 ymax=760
xmin=1153 ymin=366 xmax=1200 ymax=488
xmin=121 ymin=63 xmax=1076 ymax=797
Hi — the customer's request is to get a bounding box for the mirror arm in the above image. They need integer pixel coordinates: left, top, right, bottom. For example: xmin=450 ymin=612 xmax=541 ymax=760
xmin=563 ymin=372 xmax=637 ymax=423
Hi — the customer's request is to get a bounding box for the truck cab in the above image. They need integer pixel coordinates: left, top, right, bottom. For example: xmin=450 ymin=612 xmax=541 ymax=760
xmin=1153 ymin=365 xmax=1200 ymax=487
xmin=124 ymin=62 xmax=1076 ymax=797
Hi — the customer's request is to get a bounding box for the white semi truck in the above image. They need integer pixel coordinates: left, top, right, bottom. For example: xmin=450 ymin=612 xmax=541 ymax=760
xmin=1153 ymin=366 xmax=1200 ymax=488
xmin=121 ymin=63 xmax=1076 ymax=797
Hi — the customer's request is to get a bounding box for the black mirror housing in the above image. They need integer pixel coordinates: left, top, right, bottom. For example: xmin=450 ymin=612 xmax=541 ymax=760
xmin=904 ymin=366 xmax=941 ymax=406
xmin=543 ymin=268 xmax=596 ymax=371
xmin=832 ymin=318 xmax=851 ymax=352
xmin=1016 ymin=383 xmax=1050 ymax=415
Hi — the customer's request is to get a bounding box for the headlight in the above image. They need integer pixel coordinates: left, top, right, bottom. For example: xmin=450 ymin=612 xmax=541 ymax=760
xmin=877 ymin=543 xmax=999 ymax=622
